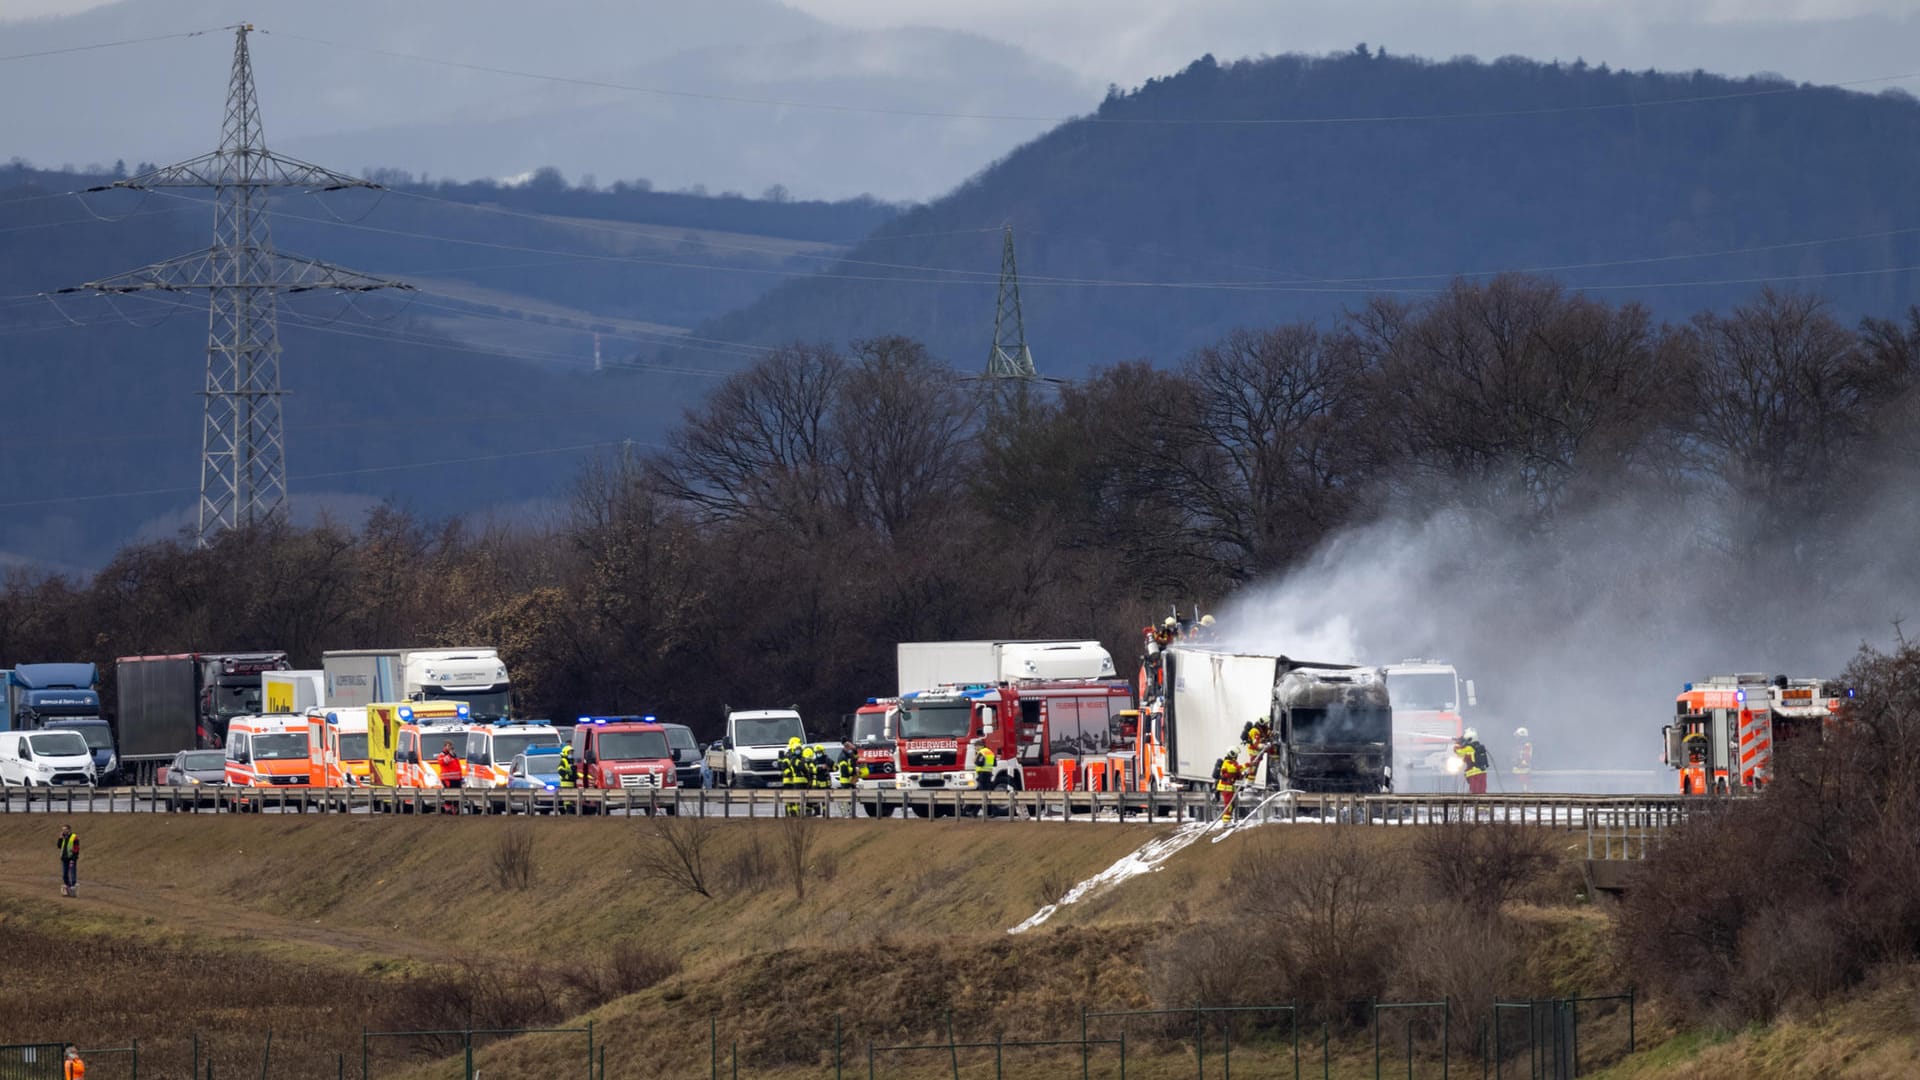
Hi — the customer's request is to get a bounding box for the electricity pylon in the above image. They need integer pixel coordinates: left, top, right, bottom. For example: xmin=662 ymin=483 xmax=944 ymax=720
xmin=986 ymin=224 xmax=1039 ymax=379
xmin=59 ymin=24 xmax=409 ymax=545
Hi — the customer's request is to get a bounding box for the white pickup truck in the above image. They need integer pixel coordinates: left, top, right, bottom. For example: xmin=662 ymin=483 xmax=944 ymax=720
xmin=704 ymin=708 xmax=807 ymax=788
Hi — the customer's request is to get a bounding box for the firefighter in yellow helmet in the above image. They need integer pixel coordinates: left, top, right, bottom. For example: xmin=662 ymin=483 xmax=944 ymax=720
xmin=1213 ymin=747 xmax=1244 ymax=822
xmin=780 ymin=736 xmax=806 ymax=816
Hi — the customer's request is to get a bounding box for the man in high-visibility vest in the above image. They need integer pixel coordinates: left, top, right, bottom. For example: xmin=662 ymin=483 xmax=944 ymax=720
xmin=1214 ymin=749 xmax=1244 ymax=822
xmin=973 ymin=744 xmax=997 ymax=790
xmin=56 ymin=825 xmax=79 ymax=898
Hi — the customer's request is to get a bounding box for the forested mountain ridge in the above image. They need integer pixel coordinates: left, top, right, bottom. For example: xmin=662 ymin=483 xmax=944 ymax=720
xmin=685 ymin=49 xmax=1920 ymax=373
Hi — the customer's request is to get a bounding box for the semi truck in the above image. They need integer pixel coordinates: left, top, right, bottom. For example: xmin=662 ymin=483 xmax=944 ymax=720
xmin=116 ymin=652 xmax=291 ymax=756
xmin=3 ymin=664 xmax=113 ymax=781
xmin=1382 ymin=660 xmax=1476 ymax=792
xmin=1162 ymin=649 xmax=1393 ymax=794
xmin=322 ymin=648 xmax=512 ymax=722
xmin=896 ymin=640 xmax=1116 ymax=696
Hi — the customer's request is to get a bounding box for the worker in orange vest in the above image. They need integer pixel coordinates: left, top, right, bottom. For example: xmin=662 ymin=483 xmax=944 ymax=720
xmin=435 ymin=741 xmax=464 ymax=789
xmin=63 ymin=1046 xmax=84 ymax=1080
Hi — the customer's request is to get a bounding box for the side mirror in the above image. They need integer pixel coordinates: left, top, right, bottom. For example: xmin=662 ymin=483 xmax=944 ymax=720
xmin=1465 ymin=681 xmax=1478 ymax=708
xmin=722 ymin=737 xmax=734 ymax=750
xmin=981 ymin=706 xmax=996 ymax=735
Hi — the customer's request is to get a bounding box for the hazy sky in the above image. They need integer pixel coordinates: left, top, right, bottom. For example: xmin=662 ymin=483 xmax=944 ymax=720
xmin=4 ymin=0 xmax=1916 ymax=95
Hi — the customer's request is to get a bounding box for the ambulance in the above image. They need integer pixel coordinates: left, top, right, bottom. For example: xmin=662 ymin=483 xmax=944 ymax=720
xmin=224 ymin=714 xmax=314 ymax=787
xmin=307 ymin=707 xmax=372 ymax=787
xmin=365 ymin=701 xmax=471 ymax=787
xmin=462 ymin=719 xmax=563 ymax=788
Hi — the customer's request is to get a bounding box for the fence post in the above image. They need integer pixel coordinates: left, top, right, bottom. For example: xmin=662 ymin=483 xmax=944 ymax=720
xmin=1373 ymin=1002 xmax=1381 ymax=1080
xmin=193 ymin=1033 xmax=200 ymax=1080
xmin=258 ymin=1030 xmax=272 ymax=1080
xmin=731 ymin=1041 xmax=737 ymax=1080
xmin=710 ymin=1016 xmax=717 ymax=1080
xmin=995 ymin=1033 xmax=1003 ymax=1080
xmin=1081 ymin=1006 xmax=1089 ymax=1080
xmin=1322 ymin=1023 xmax=1330 ymax=1080
xmin=1443 ymin=997 xmax=1451 ymax=1080
xmin=587 ymin=1019 xmax=595 ymax=1080
xmin=947 ymin=1009 xmax=959 ymax=1080
xmin=1194 ymin=1007 xmax=1203 ymax=1080
xmin=1628 ymin=988 xmax=1636 ymax=1054
xmin=463 ymin=1040 xmax=473 ymax=1080
xmin=337 ymin=1053 xmax=343 ymax=1080
xmin=1569 ymin=998 xmax=1578 ymax=1078
xmin=131 ymin=1039 xmax=137 ymax=1080
xmin=362 ymin=1028 xmax=369 ymax=1080
xmin=835 ymin=1014 xmax=843 ymax=1080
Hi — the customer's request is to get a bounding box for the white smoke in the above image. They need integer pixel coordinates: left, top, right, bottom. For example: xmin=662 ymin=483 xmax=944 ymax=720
xmin=1214 ymin=487 xmax=1920 ymax=792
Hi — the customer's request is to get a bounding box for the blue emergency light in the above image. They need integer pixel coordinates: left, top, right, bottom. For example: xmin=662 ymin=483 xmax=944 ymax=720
xmin=1683 ymin=683 xmax=1693 ymax=692
xmin=643 ymin=714 xmax=657 ymax=723
xmin=1735 ymin=689 xmax=1746 ymax=703
xmin=456 ymin=704 xmax=471 ymax=719
xmin=398 ymin=706 xmax=414 ymax=721
xmin=526 ymin=745 xmax=561 ymax=755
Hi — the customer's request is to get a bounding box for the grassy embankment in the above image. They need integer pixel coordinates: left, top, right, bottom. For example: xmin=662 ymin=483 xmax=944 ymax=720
xmin=0 ymin=814 xmax=1817 ymax=1078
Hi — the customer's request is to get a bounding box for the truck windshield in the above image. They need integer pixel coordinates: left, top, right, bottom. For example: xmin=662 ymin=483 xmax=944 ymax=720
xmin=215 ymin=683 xmax=263 ymax=719
xmin=597 ymin=731 xmax=669 ymax=759
xmin=733 ymin=716 xmax=804 ymax=746
xmin=1292 ymin=707 xmax=1393 ymax=746
xmin=250 ymin=733 xmax=309 ymax=761
xmin=493 ymin=731 xmax=559 ymax=761
xmin=52 ymin=725 xmax=114 ymax=749
xmin=1385 ymin=673 xmax=1457 ymax=712
xmin=27 ymin=732 xmax=87 ymax=756
xmin=851 ymin=711 xmax=890 ymax=743
xmin=338 ymin=733 xmax=369 ymax=761
xmin=422 ymin=688 xmax=510 ymax=722
xmin=900 ymin=702 xmax=973 ymax=739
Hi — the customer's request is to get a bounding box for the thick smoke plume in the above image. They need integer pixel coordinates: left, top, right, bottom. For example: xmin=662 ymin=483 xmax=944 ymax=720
xmin=1216 ymin=487 xmax=1920 ymax=791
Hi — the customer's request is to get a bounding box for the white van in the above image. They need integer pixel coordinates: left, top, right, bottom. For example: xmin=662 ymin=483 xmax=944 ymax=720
xmin=0 ymin=729 xmax=98 ymax=788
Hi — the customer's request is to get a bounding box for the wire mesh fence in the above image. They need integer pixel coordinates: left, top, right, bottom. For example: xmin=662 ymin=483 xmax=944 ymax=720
xmin=6 ymin=991 xmax=1634 ymax=1080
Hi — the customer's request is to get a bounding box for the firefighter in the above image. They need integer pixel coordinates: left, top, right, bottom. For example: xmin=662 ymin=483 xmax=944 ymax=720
xmin=800 ymin=743 xmax=824 ymax=815
xmin=557 ymin=743 xmax=576 ymax=788
xmin=1453 ymin=728 xmax=1490 ymax=794
xmin=1152 ymin=616 xmax=1178 ymax=650
xmin=1511 ymin=727 xmax=1534 ymax=793
xmin=1213 ymin=747 xmax=1244 ymax=822
xmin=1194 ymin=613 xmax=1217 ymax=642
xmin=780 ymin=736 xmax=806 ymax=815
xmin=973 ymin=742 xmax=998 ymax=790
xmin=836 ymin=742 xmax=858 ymax=788
xmin=1240 ymin=716 xmax=1271 ymax=761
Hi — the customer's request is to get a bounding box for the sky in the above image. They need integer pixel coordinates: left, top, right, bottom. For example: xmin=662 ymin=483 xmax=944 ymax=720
xmin=3 ymin=0 xmax=1916 ymax=94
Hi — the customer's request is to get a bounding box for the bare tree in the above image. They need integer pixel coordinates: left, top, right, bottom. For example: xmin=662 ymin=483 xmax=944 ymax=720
xmin=635 ymin=813 xmax=721 ymax=899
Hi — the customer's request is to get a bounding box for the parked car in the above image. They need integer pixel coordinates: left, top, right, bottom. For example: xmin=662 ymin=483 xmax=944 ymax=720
xmin=661 ymin=723 xmax=710 ymax=789
xmin=159 ymin=748 xmax=228 ymax=786
xmin=0 ymin=729 xmax=96 ymax=790
xmin=506 ymin=746 xmax=567 ymax=813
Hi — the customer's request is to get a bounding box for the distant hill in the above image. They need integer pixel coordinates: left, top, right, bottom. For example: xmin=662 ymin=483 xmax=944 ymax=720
xmin=0 ymin=1 xmax=1089 ymax=199
xmin=683 ymin=50 xmax=1920 ymax=374
xmin=0 ymin=164 xmax=898 ymax=567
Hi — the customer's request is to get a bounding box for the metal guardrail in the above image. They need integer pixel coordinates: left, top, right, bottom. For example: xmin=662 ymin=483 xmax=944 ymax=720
xmin=0 ymin=782 xmax=1712 ymax=826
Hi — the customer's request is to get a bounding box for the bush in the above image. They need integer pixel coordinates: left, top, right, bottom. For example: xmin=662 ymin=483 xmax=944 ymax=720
xmin=635 ymin=814 xmax=719 ymax=898
xmin=1617 ymin=643 xmax=1920 ymax=1026
xmin=491 ymin=825 xmax=537 ymax=890
xmin=724 ymin=832 xmax=777 ymax=893
xmin=1412 ymin=823 xmax=1557 ymax=914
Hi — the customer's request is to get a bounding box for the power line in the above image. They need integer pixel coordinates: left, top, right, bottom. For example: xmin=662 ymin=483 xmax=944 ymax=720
xmin=0 ymin=26 xmax=224 ymax=63
xmin=263 ymin=28 xmax=1920 ymax=127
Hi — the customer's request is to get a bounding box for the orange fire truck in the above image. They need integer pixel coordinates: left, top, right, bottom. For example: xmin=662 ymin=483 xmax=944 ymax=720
xmin=1665 ymin=674 xmax=1849 ymax=794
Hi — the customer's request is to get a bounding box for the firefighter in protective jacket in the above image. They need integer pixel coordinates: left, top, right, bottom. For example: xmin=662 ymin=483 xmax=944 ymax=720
xmin=1511 ymin=727 xmax=1534 ymax=793
xmin=1214 ymin=748 xmax=1244 ymax=821
xmin=1454 ymin=728 xmax=1490 ymax=794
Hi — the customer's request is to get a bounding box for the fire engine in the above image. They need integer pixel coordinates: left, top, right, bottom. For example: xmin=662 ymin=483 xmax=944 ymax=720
xmin=847 ymin=697 xmax=898 ymax=794
xmin=893 ymin=678 xmax=1136 ymax=801
xmin=1665 ymin=674 xmax=1850 ymax=794
xmin=1382 ymin=660 xmax=1476 ymax=792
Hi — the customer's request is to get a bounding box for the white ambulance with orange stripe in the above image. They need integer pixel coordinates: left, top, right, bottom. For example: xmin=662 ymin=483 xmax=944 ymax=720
xmin=461 ymin=720 xmax=563 ymax=788
xmin=307 ymin=707 xmax=372 ymax=787
xmin=224 ymin=714 xmax=313 ymax=787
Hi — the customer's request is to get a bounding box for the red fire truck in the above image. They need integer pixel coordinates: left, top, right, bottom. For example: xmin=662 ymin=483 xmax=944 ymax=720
xmin=893 ymin=679 xmax=1137 ymax=800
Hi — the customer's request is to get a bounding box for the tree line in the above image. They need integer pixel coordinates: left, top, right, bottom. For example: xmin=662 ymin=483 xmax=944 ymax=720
xmin=2 ymin=275 xmax=1915 ymax=738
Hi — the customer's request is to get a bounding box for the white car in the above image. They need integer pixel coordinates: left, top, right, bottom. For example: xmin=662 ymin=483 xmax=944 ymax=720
xmin=0 ymin=729 xmax=98 ymax=788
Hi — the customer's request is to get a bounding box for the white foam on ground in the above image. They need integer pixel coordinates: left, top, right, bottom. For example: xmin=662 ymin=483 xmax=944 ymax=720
xmin=1007 ymin=821 xmax=1214 ymax=934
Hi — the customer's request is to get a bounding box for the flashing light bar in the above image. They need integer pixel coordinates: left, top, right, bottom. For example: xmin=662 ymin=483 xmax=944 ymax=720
xmin=1735 ymin=689 xmax=1746 ymax=703
xmin=398 ymin=706 xmax=414 ymax=721
xmin=643 ymin=714 xmax=657 ymax=723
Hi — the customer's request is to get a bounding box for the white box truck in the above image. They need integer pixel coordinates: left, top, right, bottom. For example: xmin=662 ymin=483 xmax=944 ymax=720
xmin=895 ymin=640 xmax=1116 ymax=696
xmin=1165 ymin=648 xmax=1393 ymax=794
xmin=321 ymin=648 xmax=512 ymax=722
xmin=262 ymin=670 xmax=325 ymax=715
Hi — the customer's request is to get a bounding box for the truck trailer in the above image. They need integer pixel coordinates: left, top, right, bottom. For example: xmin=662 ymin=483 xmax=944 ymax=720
xmin=322 ymin=648 xmax=512 ymax=722
xmin=117 ymin=652 xmax=291 ymax=756
xmin=896 ymin=640 xmax=1116 ymax=697
xmin=1164 ymin=649 xmax=1393 ymax=794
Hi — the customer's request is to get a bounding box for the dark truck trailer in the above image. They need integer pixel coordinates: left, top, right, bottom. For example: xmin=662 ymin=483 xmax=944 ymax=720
xmin=117 ymin=652 xmax=290 ymax=756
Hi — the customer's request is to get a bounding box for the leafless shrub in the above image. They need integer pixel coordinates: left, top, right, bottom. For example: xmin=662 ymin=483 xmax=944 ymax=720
xmin=1394 ymin=907 xmax=1521 ymax=1053
xmin=635 ymin=813 xmax=719 ymax=898
xmin=558 ymin=941 xmax=684 ymax=1005
xmin=1035 ymin=868 xmax=1075 ymax=909
xmin=490 ymin=825 xmax=537 ymax=890
xmin=1411 ymin=823 xmax=1556 ymax=914
xmin=723 ymin=833 xmax=777 ymax=893
xmin=1251 ymin=833 xmax=1402 ymax=1024
xmin=777 ymin=813 xmax=820 ymax=900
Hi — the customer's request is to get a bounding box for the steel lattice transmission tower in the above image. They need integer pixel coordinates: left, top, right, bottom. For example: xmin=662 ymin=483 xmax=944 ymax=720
xmin=59 ymin=24 xmax=410 ymax=545
xmin=986 ymin=224 xmax=1039 ymax=379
